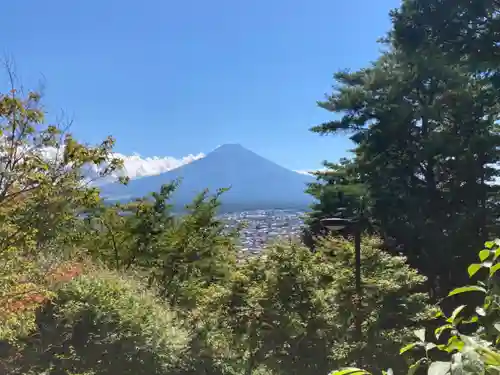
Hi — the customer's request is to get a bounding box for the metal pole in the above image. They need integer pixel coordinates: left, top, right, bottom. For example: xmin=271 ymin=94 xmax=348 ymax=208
xmin=354 ymin=225 xmax=362 ymax=341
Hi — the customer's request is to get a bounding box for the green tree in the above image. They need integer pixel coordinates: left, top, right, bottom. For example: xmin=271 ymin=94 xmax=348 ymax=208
xmin=0 ymin=70 xmax=123 ymax=341
xmin=196 ymin=237 xmax=429 ymax=375
xmin=316 ymin=236 xmax=430 ymax=374
xmin=391 ymin=0 xmax=500 ymax=84
xmin=311 ymin=36 xmax=500 ymax=295
xmin=328 ymin=239 xmax=500 ymax=375
xmin=1 ymin=269 xmax=191 ymax=375
xmin=85 ymin=184 xmax=240 ymax=311
xmin=304 ymin=158 xmax=368 ymax=247
xmin=149 ymin=187 xmax=240 ymax=309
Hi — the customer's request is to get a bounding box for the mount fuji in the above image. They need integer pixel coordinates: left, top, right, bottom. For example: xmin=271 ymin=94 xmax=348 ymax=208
xmin=99 ymin=144 xmax=315 ymax=212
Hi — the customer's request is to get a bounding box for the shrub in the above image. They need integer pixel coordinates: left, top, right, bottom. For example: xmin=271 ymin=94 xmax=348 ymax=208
xmin=316 ymin=236 xmax=431 ymax=373
xmin=329 ymin=239 xmax=500 ymax=375
xmin=1 ymin=269 xmax=190 ymax=375
xmin=194 ymin=236 xmax=429 ymax=375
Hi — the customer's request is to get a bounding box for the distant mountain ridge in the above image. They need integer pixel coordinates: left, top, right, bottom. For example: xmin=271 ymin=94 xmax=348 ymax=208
xmin=100 ymin=144 xmax=315 ymax=211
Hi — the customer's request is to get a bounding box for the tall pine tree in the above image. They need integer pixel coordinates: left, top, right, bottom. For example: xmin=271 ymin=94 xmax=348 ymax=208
xmin=303 ymin=158 xmax=368 ymax=247
xmin=310 ymin=20 xmax=500 ymax=295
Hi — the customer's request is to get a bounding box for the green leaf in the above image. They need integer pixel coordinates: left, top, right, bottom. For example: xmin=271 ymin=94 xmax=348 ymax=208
xmin=329 ymin=368 xmax=370 ymax=375
xmin=468 ymin=263 xmax=482 ymax=277
xmin=487 ymin=365 xmax=500 ymax=373
xmin=480 ymin=250 xmax=492 ymax=261
xmin=446 ymin=305 xmax=466 ymax=324
xmin=494 ymin=322 xmax=500 ymax=333
xmin=463 ymin=316 xmax=479 ymax=324
xmin=494 ymin=248 xmax=500 ymax=260
xmin=434 ymin=310 xmax=444 ymax=318
xmin=485 ymin=241 xmax=496 ymax=249
xmin=435 ymin=324 xmax=453 ymax=340
xmin=428 ymin=361 xmax=451 ymax=375
xmin=408 ymin=359 xmax=423 ymax=375
xmin=478 ymin=347 xmax=500 ymax=366
xmin=400 ymin=342 xmax=418 ymax=354
xmin=484 ymin=296 xmax=493 ymax=309
xmin=490 ymin=263 xmax=500 ymax=276
xmin=414 ymin=328 xmax=426 ymax=342
xmin=446 ymin=336 xmax=464 ymax=352
xmin=448 ymin=285 xmax=487 ymax=297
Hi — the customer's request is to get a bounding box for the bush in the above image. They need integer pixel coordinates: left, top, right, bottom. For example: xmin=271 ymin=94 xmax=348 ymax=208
xmin=1 ymin=269 xmax=190 ymax=375
xmin=85 ymin=185 xmax=240 ymax=311
xmin=329 ymin=239 xmax=500 ymax=375
xmin=0 ymin=74 xmax=123 ymax=349
xmin=316 ymin=236 xmax=430 ymax=373
xmin=194 ymin=236 xmax=429 ymax=375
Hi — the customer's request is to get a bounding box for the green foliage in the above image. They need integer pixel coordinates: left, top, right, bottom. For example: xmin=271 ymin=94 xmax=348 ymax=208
xmin=6 ymin=2 xmax=500 ymax=373
xmin=1 ymin=269 xmax=190 ymax=375
xmin=194 ymin=237 xmax=429 ymax=375
xmin=309 ymin=0 xmax=500 ymax=296
xmin=317 ymin=236 xmax=430 ymax=373
xmin=0 ymin=79 xmax=242 ymax=374
xmin=391 ymin=0 xmax=500 ymax=83
xmin=329 ymin=239 xmax=500 ymax=375
xmin=0 ymin=73 xmax=123 ymax=343
xmin=149 ymin=187 xmax=239 ymax=309
xmin=304 ymin=158 xmax=369 ymax=245
xmin=85 ymin=184 xmax=240 ymax=310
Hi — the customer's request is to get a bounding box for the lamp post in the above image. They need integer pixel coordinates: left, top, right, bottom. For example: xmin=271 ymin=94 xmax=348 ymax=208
xmin=320 ymin=216 xmax=362 ymax=341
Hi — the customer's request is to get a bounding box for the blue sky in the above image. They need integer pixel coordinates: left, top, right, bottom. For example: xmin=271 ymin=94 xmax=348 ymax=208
xmin=3 ymin=0 xmax=399 ymax=175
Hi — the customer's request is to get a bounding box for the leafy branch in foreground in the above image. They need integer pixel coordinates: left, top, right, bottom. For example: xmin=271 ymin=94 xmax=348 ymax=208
xmin=329 ymin=239 xmax=500 ymax=375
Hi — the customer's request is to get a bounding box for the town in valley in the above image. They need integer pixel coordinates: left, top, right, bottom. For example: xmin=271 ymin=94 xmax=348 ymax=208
xmin=219 ymin=209 xmax=307 ymax=254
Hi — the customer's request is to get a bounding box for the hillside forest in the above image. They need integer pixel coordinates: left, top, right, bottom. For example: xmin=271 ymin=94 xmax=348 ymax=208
xmin=2 ymin=1 xmax=500 ymax=374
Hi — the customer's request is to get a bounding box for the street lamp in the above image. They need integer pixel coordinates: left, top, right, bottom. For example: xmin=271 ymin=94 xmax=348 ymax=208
xmin=320 ymin=216 xmax=362 ymax=341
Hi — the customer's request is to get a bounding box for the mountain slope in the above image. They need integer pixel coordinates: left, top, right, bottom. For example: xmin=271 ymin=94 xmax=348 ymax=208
xmin=100 ymin=144 xmax=315 ymax=211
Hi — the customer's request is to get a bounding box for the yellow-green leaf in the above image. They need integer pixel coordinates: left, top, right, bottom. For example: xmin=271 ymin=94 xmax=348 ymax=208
xmin=480 ymin=250 xmax=491 ymax=261
xmin=408 ymin=359 xmax=423 ymax=375
xmin=448 ymin=285 xmax=486 ymax=297
xmin=329 ymin=368 xmax=370 ymax=375
xmin=490 ymin=263 xmax=500 ymax=276
xmin=400 ymin=342 xmax=418 ymax=354
xmin=435 ymin=324 xmax=453 ymax=340
xmin=447 ymin=305 xmax=466 ymax=324
xmin=468 ymin=263 xmax=482 ymax=277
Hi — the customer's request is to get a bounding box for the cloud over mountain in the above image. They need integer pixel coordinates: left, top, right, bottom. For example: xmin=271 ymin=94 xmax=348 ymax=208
xmin=100 ymin=149 xmax=314 ymax=182
xmin=108 ymin=151 xmax=205 ymax=180
xmin=0 ymin=136 xmax=205 ymax=184
xmin=100 ymin=143 xmax=315 ymax=211
xmin=1 ymin=136 xmax=315 ymax=184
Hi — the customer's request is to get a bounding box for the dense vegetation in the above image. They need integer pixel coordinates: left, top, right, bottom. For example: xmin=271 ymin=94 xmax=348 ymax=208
xmin=308 ymin=0 xmax=500 ymax=298
xmin=1 ymin=0 xmax=500 ymax=374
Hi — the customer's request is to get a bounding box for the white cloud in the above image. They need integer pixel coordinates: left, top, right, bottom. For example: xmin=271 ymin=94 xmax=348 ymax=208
xmin=295 ymin=170 xmax=314 ymax=176
xmin=0 ymin=135 xmax=318 ymax=184
xmin=84 ymin=151 xmax=206 ymax=184
xmin=294 ymin=168 xmax=327 ymax=176
xmin=111 ymin=152 xmax=205 ymax=180
xmin=0 ymin=136 xmax=206 ymax=185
